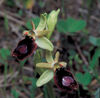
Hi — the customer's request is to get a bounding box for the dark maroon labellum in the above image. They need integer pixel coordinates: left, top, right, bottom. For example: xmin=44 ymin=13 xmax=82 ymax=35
xmin=54 ymin=67 xmax=78 ymax=92
xmin=12 ymin=36 xmax=37 ymax=60
xmin=16 ymin=45 xmax=27 ymax=54
xmin=62 ymin=76 xmax=74 ymax=87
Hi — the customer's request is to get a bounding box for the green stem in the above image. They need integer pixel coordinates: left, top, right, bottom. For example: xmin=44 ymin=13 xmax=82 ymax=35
xmin=4 ymin=63 xmax=7 ymax=97
xmin=78 ymin=86 xmax=80 ymax=98
xmin=44 ymin=82 xmax=56 ymax=98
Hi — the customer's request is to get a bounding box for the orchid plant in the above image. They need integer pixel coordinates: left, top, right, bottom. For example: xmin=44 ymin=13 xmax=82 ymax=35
xmin=12 ymin=9 xmax=78 ymax=93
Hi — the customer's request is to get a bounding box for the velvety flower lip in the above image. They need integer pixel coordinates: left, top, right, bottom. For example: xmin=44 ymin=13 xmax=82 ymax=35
xmin=12 ymin=36 xmax=37 ymax=60
xmin=54 ymin=67 xmax=78 ymax=92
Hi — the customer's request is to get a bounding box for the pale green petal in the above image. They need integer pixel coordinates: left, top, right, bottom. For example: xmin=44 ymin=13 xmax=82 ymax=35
xmin=36 ymin=63 xmax=52 ymax=69
xmin=54 ymin=51 xmax=60 ymax=62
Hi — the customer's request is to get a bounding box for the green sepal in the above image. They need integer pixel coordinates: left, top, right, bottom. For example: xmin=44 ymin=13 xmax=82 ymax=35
xmin=35 ymin=37 xmax=54 ymax=51
xmin=47 ymin=9 xmax=60 ymax=39
xmin=36 ymin=70 xmax=54 ymax=87
xmin=36 ymin=13 xmax=47 ymax=31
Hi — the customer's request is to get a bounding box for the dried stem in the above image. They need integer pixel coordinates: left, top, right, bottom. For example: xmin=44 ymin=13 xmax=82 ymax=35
xmin=75 ymin=42 xmax=89 ymax=66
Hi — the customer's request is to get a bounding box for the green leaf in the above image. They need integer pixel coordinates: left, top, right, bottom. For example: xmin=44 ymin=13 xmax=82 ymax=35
xmin=26 ymin=17 xmax=40 ymax=30
xmin=75 ymin=72 xmax=92 ymax=86
xmin=18 ymin=10 xmax=23 ymax=16
xmin=36 ymin=13 xmax=47 ymax=31
xmin=57 ymin=19 xmax=66 ymax=33
xmin=23 ymin=76 xmax=37 ymax=88
xmin=86 ymin=0 xmax=92 ymax=8
xmin=36 ymin=70 xmax=54 ymax=87
xmin=46 ymin=51 xmax=54 ymax=63
xmin=57 ymin=17 xmax=86 ymax=33
xmin=90 ymin=48 xmax=100 ymax=69
xmin=38 ymin=0 xmax=45 ymax=8
xmin=20 ymin=59 xmax=27 ymax=67
xmin=11 ymin=89 xmax=20 ymax=98
xmin=89 ymin=36 xmax=100 ymax=46
xmin=35 ymin=37 xmax=54 ymax=51
xmin=6 ymin=0 xmax=15 ymax=7
xmin=23 ymin=76 xmax=37 ymax=98
xmin=0 ymin=48 xmax=10 ymax=60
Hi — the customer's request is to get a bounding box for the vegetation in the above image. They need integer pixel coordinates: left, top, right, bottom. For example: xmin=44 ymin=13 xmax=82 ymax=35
xmin=0 ymin=0 xmax=100 ymax=98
